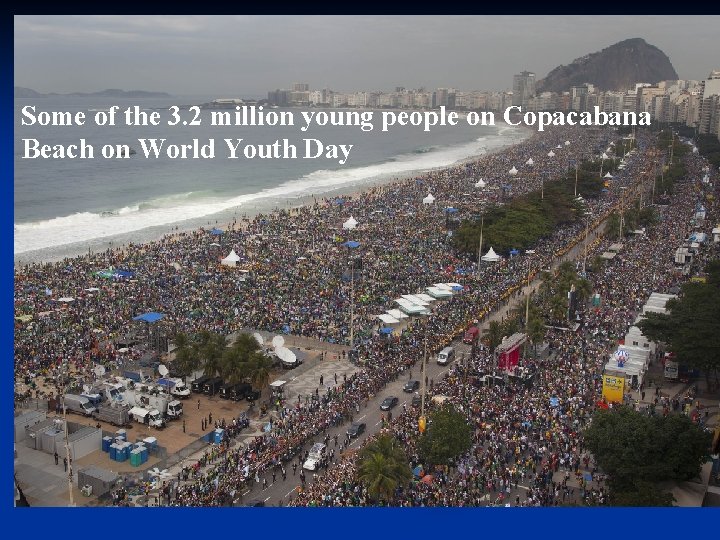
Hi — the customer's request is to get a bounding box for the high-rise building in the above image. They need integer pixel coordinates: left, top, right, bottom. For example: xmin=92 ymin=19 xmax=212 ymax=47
xmin=699 ymin=71 xmax=720 ymax=134
xmin=512 ymin=71 xmax=536 ymax=106
xmin=292 ymin=83 xmax=310 ymax=92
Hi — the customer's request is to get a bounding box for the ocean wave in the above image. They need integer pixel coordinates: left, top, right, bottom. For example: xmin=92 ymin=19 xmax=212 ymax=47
xmin=14 ymin=127 xmax=526 ymax=254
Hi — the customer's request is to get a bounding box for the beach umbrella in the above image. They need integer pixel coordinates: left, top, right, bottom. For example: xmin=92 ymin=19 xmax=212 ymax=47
xmin=564 ymin=140 xmax=570 ymax=146
xmin=556 ymin=144 xmax=562 ymax=149
xmin=508 ymin=166 xmax=518 ymax=176
xmin=342 ymin=241 xmax=360 ymax=249
xmin=421 ymin=474 xmax=434 ymax=484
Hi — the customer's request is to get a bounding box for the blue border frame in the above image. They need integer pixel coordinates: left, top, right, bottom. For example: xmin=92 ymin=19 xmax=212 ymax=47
xmin=4 ymin=11 xmax=719 ymax=539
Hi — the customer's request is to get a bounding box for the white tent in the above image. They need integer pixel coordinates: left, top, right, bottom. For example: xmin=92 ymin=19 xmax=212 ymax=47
xmin=547 ymin=150 xmax=555 ymax=157
xmin=564 ymin=140 xmax=570 ymax=146
xmin=426 ymin=286 xmax=453 ymax=299
xmin=221 ymin=250 xmax=241 ymax=267
xmin=377 ymin=313 xmax=400 ymax=324
xmin=508 ymin=166 xmax=518 ymax=176
xmin=386 ymin=309 xmax=409 ymax=320
xmin=415 ymin=293 xmax=436 ymax=304
xmin=526 ymin=158 xmax=534 ymax=166
xmin=343 ymin=216 xmax=358 ymax=230
xmin=604 ymin=172 xmax=613 ymax=179
xmin=475 ymin=179 xmax=486 ymax=188
xmin=401 ymin=294 xmax=430 ymax=306
xmin=422 ymin=193 xmax=436 ymax=204
xmin=481 ymin=247 xmax=501 ymax=263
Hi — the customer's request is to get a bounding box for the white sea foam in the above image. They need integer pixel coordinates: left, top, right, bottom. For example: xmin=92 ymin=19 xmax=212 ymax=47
xmin=14 ymin=127 xmax=526 ymax=254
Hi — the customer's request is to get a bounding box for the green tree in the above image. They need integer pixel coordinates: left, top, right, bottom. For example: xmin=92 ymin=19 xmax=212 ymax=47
xmin=483 ymin=320 xmax=504 ymax=352
xmin=221 ymin=333 xmax=263 ymax=384
xmin=171 ymin=331 xmax=199 ymax=377
xmin=417 ymin=405 xmax=473 ymax=466
xmin=196 ymin=331 xmax=227 ymax=377
xmin=357 ymin=435 xmax=412 ymax=503
xmin=637 ymin=260 xmax=720 ymax=390
xmin=584 ymin=406 xmax=711 ymax=505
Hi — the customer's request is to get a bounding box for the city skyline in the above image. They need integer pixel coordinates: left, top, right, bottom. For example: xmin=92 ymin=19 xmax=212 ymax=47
xmin=14 ymin=15 xmax=720 ymax=96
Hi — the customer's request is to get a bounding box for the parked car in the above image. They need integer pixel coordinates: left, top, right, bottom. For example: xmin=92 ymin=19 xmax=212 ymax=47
xmin=245 ymin=389 xmax=261 ymax=402
xmin=403 ymin=380 xmax=420 ymax=393
xmin=411 ymin=393 xmax=421 ymax=407
xmin=380 ymin=396 xmax=399 ymax=410
xmin=346 ymin=422 xmax=366 ymax=439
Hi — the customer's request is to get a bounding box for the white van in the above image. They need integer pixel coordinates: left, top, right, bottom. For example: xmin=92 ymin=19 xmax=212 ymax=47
xmin=63 ymin=394 xmax=97 ymax=416
xmin=437 ymin=346 xmax=455 ymax=365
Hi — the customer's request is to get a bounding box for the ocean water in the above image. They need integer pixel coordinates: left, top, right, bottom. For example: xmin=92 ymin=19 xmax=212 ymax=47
xmin=14 ymin=96 xmax=528 ymax=262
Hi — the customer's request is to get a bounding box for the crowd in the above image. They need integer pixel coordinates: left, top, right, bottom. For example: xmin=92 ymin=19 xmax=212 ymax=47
xmin=16 ymin=122 xmax=716 ymax=507
xmin=289 ymin=145 xmax=718 ymax=507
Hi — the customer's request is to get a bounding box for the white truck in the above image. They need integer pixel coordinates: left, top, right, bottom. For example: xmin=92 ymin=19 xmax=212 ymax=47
xmin=63 ymin=394 xmax=97 ymax=416
xmin=94 ymin=404 xmax=130 ymax=426
xmin=128 ymin=406 xmax=165 ymax=428
xmin=122 ymin=389 xmax=183 ymax=420
xmin=156 ymin=377 xmax=191 ymax=399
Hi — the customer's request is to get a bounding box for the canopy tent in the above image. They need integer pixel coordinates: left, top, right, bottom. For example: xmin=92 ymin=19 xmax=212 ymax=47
xmin=377 ymin=313 xmax=401 ymax=324
xmin=379 ymin=327 xmax=394 ymax=335
xmin=386 ymin=309 xmax=409 ymax=320
xmin=547 ymin=150 xmax=555 ymax=157
xmin=481 ymin=247 xmax=501 ymax=262
xmin=474 ymin=179 xmax=486 ymax=188
xmin=601 ymin=252 xmax=617 ymax=260
xmin=509 ymin=248 xmax=519 ymax=257
xmin=508 ymin=166 xmax=518 ymax=176
xmin=221 ymin=249 xmax=241 ymax=267
xmin=84 ymin=287 xmax=100 ymax=292
xmin=526 ymin=158 xmax=534 ymax=166
xmin=426 ymin=287 xmax=453 ymax=299
xmin=133 ymin=312 xmax=165 ymax=323
xmin=422 ymin=193 xmax=435 ymax=205
xmin=342 ymin=240 xmax=361 ymax=249
xmin=415 ymin=293 xmax=436 ymax=304
xmin=210 ymin=228 xmax=224 ymax=235
xmin=342 ymin=216 xmax=358 ymax=230
xmin=401 ymin=294 xmax=430 ymax=306
xmin=57 ymin=297 xmax=75 ymax=303
xmin=564 ymin=140 xmax=570 ymax=146
xmin=394 ymin=299 xmax=427 ymax=315
xmin=604 ymin=172 xmax=613 ymax=179
xmin=433 ymin=283 xmax=453 ymax=291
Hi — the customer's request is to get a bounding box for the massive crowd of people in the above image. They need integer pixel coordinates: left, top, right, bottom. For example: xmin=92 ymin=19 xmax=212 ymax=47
xmin=15 ymin=122 xmax=717 ymax=507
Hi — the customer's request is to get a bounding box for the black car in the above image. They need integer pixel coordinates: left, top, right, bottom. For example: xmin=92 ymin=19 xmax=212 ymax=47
xmin=411 ymin=393 xmax=421 ymax=407
xmin=245 ymin=499 xmax=265 ymax=507
xmin=403 ymin=380 xmax=420 ymax=393
xmin=231 ymin=383 xmax=251 ymax=401
xmin=246 ymin=389 xmax=261 ymax=402
xmin=380 ymin=396 xmax=399 ymax=410
xmin=346 ymin=422 xmax=366 ymax=438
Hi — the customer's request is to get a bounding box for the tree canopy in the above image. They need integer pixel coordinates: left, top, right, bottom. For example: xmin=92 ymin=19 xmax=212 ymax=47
xmin=357 ymin=434 xmax=412 ymax=503
xmin=584 ymin=406 xmax=711 ymax=505
xmin=417 ymin=405 xmax=473 ymax=466
xmin=637 ymin=260 xmax=720 ymax=389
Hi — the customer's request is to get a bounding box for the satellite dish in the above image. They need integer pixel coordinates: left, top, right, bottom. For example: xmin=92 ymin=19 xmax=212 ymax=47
xmin=272 ymin=335 xmax=285 ymax=349
xmin=158 ymin=364 xmax=169 ymax=377
xmin=253 ymin=332 xmax=265 ymax=347
xmin=94 ymin=365 xmax=106 ymax=377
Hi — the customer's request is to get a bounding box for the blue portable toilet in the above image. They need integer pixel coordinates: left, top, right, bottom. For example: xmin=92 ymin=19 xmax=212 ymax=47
xmin=109 ymin=444 xmax=118 ymax=461
xmin=102 ymin=436 xmax=113 ymax=452
xmin=213 ymin=428 xmax=225 ymax=444
xmin=143 ymin=437 xmax=157 ymax=451
xmin=139 ymin=446 xmax=149 ymax=463
xmin=115 ymin=429 xmax=127 ymax=441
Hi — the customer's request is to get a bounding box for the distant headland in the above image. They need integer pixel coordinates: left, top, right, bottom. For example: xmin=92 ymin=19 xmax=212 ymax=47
xmin=14 ymin=87 xmax=172 ymax=98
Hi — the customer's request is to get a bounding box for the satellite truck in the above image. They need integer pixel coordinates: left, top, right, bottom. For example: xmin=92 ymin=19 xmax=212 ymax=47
xmin=156 ymin=364 xmax=191 ymax=398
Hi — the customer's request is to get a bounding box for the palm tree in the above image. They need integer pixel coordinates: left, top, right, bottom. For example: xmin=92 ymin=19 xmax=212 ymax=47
xmin=171 ymin=332 xmax=199 ymax=378
xmin=527 ymin=315 xmax=546 ymax=356
xmin=483 ymin=320 xmax=504 ymax=352
xmin=549 ymin=293 xmax=567 ymax=323
xmin=248 ymin=353 xmax=273 ymax=391
xmin=221 ymin=333 xmax=263 ymax=384
xmin=197 ymin=331 xmax=227 ymax=377
xmin=357 ymin=435 xmax=411 ymax=504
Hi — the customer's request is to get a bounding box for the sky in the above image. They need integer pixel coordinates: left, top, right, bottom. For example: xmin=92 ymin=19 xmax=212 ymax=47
xmin=14 ymin=15 xmax=720 ymax=97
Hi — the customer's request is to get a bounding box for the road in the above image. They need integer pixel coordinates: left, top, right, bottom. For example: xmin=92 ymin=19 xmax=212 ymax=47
xmin=235 ymin=213 xmax=611 ymax=506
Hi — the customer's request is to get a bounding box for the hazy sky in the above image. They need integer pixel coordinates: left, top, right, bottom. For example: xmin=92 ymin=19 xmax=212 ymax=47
xmin=14 ymin=15 xmax=720 ymax=96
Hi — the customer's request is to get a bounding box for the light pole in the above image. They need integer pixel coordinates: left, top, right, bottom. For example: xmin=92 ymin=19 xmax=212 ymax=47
xmin=583 ymin=211 xmax=592 ymax=275
xmin=524 ymin=250 xmax=535 ymax=359
xmin=476 ymin=214 xmax=484 ymax=277
xmin=57 ymin=361 xmax=75 ymax=507
xmin=349 ymin=260 xmax=354 ymax=351
xmin=619 ymin=186 xmax=628 ymax=240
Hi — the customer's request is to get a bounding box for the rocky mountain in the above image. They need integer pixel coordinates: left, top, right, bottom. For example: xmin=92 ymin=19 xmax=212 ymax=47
xmin=14 ymin=87 xmax=171 ymax=98
xmin=536 ymin=38 xmax=679 ymax=93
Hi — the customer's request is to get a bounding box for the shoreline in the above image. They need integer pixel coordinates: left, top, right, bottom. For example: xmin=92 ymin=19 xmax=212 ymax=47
xmin=14 ymin=122 xmax=532 ymax=266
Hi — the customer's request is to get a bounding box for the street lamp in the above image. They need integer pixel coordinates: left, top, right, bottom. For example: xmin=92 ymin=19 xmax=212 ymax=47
xmin=619 ymin=186 xmax=628 ymax=240
xmin=476 ymin=214 xmax=484 ymax=277
xmin=583 ymin=211 xmax=592 ymax=275
xmin=418 ymin=307 xmax=435 ymax=432
xmin=56 ymin=360 xmax=75 ymax=507
xmin=524 ymin=250 xmax=535 ymax=359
